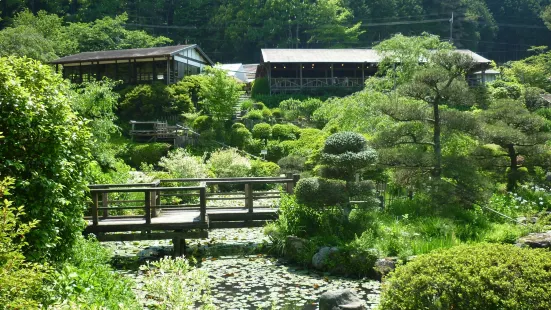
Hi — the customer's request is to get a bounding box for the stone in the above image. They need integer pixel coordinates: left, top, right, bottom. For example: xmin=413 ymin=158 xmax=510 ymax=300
xmin=374 ymin=257 xmax=398 ymax=277
xmin=312 ymin=247 xmax=339 ymax=270
xmin=319 ymin=289 xmax=366 ymax=310
xmin=517 ymin=231 xmax=551 ymax=249
xmin=284 ymin=235 xmax=309 ymax=261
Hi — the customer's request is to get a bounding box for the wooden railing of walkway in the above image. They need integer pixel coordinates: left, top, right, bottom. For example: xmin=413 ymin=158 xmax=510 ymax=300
xmin=84 ymin=175 xmax=299 ymax=254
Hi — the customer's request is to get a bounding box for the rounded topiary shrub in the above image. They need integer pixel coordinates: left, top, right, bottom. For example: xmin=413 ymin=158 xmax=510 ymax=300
xmin=252 ymin=123 xmax=272 ymax=140
xmin=323 ymin=131 xmax=367 ymax=154
xmin=295 ymin=177 xmax=348 ymax=207
xmin=230 ymin=127 xmax=252 ymax=149
xmin=379 ymin=243 xmax=551 ymax=310
xmin=272 ymin=124 xmax=301 ymax=141
xmin=193 ymin=115 xmax=212 ymax=132
xmin=124 ymin=143 xmax=172 ymax=168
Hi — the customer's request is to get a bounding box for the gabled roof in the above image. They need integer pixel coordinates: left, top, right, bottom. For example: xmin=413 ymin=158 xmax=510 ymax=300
xmin=243 ymin=64 xmax=259 ymax=81
xmin=50 ymin=44 xmax=214 ymax=65
xmin=261 ymin=48 xmax=491 ymax=64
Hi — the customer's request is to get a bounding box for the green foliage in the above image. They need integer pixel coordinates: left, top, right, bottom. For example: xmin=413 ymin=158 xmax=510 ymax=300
xmin=71 ymin=79 xmax=120 ymax=168
xmin=46 ymin=236 xmax=139 ymax=309
xmin=278 ymin=155 xmax=307 ymax=174
xmin=193 ymin=115 xmax=213 ymax=132
xmin=119 ymin=82 xmax=193 ymax=123
xmin=122 ymin=143 xmax=172 ymax=168
xmin=266 ymin=140 xmax=290 ymax=162
xmin=321 ymin=132 xmax=378 ymax=181
xmin=242 ymin=110 xmax=264 ymax=121
xmin=230 ymin=126 xmax=253 ymax=149
xmin=252 ymin=123 xmax=272 ymax=140
xmin=250 ymin=160 xmax=280 ymax=177
xmin=140 ymin=257 xmax=214 ymax=309
xmin=0 ymin=56 xmax=91 ymax=261
xmin=158 ymin=149 xmax=207 ymax=179
xmin=295 ymin=177 xmax=348 ymax=207
xmin=201 ymin=66 xmax=243 ymax=121
xmin=251 ymin=77 xmax=270 ymax=96
xmin=379 ymin=244 xmax=551 ymax=310
xmin=0 ymin=177 xmax=50 ymax=309
xmin=279 ymin=98 xmax=323 ymax=122
xmin=272 ymin=124 xmax=301 ymax=141
xmin=207 ymin=148 xmax=251 ymax=178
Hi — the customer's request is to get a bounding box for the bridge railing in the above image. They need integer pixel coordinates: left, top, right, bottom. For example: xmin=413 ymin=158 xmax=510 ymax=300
xmin=159 ymin=175 xmax=299 ymax=213
xmin=87 ymin=185 xmax=206 ymax=227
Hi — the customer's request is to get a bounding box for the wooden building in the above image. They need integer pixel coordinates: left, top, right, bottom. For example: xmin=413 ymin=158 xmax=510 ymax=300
xmin=259 ymin=48 xmax=492 ymax=94
xmin=50 ymin=44 xmax=214 ymax=85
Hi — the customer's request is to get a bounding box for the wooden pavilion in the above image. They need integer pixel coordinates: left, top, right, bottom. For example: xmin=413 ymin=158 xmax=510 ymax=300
xmin=259 ymin=48 xmax=492 ymax=94
xmin=50 ymin=44 xmax=214 ymax=85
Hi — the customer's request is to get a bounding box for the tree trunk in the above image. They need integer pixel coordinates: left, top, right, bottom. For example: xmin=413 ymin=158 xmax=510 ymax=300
xmin=433 ymin=102 xmax=442 ymax=179
xmin=507 ymin=144 xmax=518 ymax=191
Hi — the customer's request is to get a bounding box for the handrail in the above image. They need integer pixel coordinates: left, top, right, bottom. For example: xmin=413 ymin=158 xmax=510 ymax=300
xmin=89 ymin=186 xmax=204 ymax=193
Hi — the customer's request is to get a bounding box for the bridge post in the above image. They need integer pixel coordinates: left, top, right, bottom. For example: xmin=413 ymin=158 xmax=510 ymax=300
xmin=92 ymin=191 xmax=99 ymax=226
xmin=199 ymin=187 xmax=206 ymax=223
xmin=245 ymin=183 xmax=253 ymax=213
xmin=145 ymin=190 xmax=152 ymax=224
xmin=102 ymin=192 xmax=109 ymax=218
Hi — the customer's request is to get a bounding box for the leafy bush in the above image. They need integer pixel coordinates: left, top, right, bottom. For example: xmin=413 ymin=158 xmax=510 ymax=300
xmin=272 ymin=124 xmax=301 ymax=141
xmin=250 ymin=160 xmax=280 ymax=177
xmin=379 ymin=243 xmax=551 ymax=310
xmin=193 ymin=115 xmax=213 ymax=132
xmin=272 ymin=108 xmax=283 ymax=119
xmin=141 ymin=257 xmax=214 ymax=309
xmin=266 ymin=140 xmax=289 ymax=162
xmin=252 ymin=123 xmax=272 ymax=140
xmin=232 ymin=122 xmax=246 ymax=129
xmin=242 ymin=110 xmax=264 ymax=121
xmin=240 ymin=99 xmax=254 ymax=110
xmin=278 ymin=155 xmax=307 ymax=174
xmin=123 ymin=142 xmax=172 ymax=168
xmin=0 ymin=56 xmax=91 ymax=260
xmin=230 ymin=126 xmax=252 ymax=149
xmin=295 ymin=177 xmax=348 ymax=207
xmin=0 ymin=177 xmax=49 ymax=309
xmin=207 ymin=148 xmax=251 ymax=178
xmin=118 ymin=82 xmax=193 ymax=123
xmin=158 ymin=149 xmax=207 ymax=179
xmin=252 ymin=102 xmax=267 ymax=110
xmin=46 ymin=236 xmax=139 ymax=309
xmin=321 ymin=132 xmax=378 ymax=181
xmin=251 ymin=77 xmax=270 ymax=96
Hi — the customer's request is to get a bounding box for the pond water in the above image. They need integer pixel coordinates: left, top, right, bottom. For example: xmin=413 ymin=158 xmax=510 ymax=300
xmin=104 ymin=228 xmax=381 ymax=309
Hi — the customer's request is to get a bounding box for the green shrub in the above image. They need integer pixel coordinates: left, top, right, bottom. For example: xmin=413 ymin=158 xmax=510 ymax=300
xmin=0 ymin=177 xmax=49 ymax=308
xmin=379 ymin=243 xmax=551 ymax=310
xmin=278 ymin=155 xmax=307 ymax=174
xmin=262 ymin=107 xmax=273 ymax=119
xmin=321 ymin=132 xmax=378 ymax=181
xmin=193 ymin=115 xmax=213 ymax=132
xmin=295 ymin=177 xmax=348 ymax=207
xmin=231 ymin=127 xmax=253 ymax=149
xmin=232 ymin=122 xmax=246 ymax=129
xmin=250 ymin=160 xmax=280 ymax=177
xmin=207 ymin=148 xmax=251 ymax=178
xmin=140 ymin=257 xmax=214 ymax=309
xmin=272 ymin=108 xmax=283 ymax=119
xmin=242 ymin=110 xmax=264 ymax=121
xmin=119 ymin=82 xmax=193 ymax=123
xmin=46 ymin=236 xmax=139 ymax=309
xmin=0 ymin=56 xmax=91 ymax=260
xmin=123 ymin=143 xmax=172 ymax=168
xmin=240 ymin=99 xmax=254 ymax=110
xmin=252 ymin=102 xmax=267 ymax=110
xmin=252 ymin=123 xmax=272 ymax=140
xmin=158 ymin=149 xmax=207 ymax=179
xmin=272 ymin=124 xmax=301 ymax=141
xmin=324 ymin=131 xmax=367 ymax=154
xmin=245 ymin=138 xmax=265 ymax=156
xmin=251 ymin=77 xmax=269 ymax=96
xmin=266 ymin=140 xmax=289 ymax=162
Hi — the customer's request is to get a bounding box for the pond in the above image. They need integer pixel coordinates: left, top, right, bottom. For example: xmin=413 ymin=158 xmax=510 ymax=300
xmin=104 ymin=228 xmax=381 ymax=309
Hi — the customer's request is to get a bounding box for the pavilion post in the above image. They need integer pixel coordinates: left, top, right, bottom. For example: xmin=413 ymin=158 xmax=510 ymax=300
xmin=268 ymin=63 xmax=272 ymax=95
xmin=114 ymin=61 xmax=118 ymax=81
xmin=362 ymin=63 xmax=365 ymax=83
xmin=299 ymin=63 xmax=303 ymax=89
xmin=166 ymin=58 xmax=170 ymax=85
xmin=79 ymin=63 xmax=83 ymax=83
xmin=331 ymin=63 xmax=334 ymax=85
xmin=482 ymin=69 xmax=486 ymax=85
xmin=152 ymin=57 xmax=157 ymax=82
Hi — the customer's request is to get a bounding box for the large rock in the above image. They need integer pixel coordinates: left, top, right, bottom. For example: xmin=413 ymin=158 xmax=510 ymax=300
xmin=319 ymin=289 xmax=366 ymax=310
xmin=312 ymin=246 xmax=339 ymax=270
xmin=284 ymin=235 xmax=309 ymax=261
xmin=374 ymin=257 xmax=397 ymax=277
xmin=517 ymin=231 xmax=551 ymax=249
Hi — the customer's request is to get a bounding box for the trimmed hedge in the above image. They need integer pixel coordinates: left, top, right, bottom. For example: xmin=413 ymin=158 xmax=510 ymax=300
xmin=272 ymin=124 xmax=301 ymax=141
xmin=379 ymin=243 xmax=551 ymax=310
xmin=295 ymin=177 xmax=348 ymax=207
xmin=252 ymin=123 xmax=272 ymax=140
xmin=123 ymin=143 xmax=172 ymax=168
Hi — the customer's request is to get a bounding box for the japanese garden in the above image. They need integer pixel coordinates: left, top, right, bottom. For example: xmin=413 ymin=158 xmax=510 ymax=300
xmin=2 ymin=1 xmax=551 ymax=309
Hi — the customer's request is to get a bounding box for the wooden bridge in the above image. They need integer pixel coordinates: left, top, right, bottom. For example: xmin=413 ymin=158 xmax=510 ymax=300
xmin=85 ymin=176 xmax=299 ymax=255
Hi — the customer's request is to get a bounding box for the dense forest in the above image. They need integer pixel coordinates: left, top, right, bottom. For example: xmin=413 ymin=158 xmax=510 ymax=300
xmin=2 ymin=0 xmax=551 ymax=63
